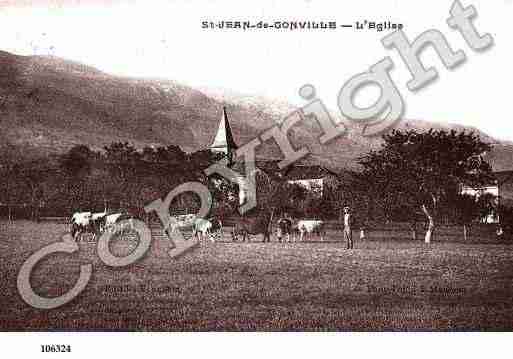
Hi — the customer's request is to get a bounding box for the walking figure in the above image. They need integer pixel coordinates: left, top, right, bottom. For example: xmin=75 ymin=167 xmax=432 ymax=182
xmin=343 ymin=206 xmax=354 ymax=249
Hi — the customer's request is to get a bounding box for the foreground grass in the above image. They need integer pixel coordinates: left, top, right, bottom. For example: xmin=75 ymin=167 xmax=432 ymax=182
xmin=1 ymin=220 xmax=513 ymax=331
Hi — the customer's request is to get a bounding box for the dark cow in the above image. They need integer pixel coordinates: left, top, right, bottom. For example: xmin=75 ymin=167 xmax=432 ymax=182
xmin=231 ymin=211 xmax=274 ymax=243
xmin=276 ymin=217 xmax=293 ymax=242
xmin=210 ymin=217 xmax=223 ymax=240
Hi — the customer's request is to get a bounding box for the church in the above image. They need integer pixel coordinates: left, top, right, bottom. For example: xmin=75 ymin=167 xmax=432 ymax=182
xmin=208 ymin=107 xmax=341 ymax=206
xmin=209 ymin=106 xmax=238 ymax=166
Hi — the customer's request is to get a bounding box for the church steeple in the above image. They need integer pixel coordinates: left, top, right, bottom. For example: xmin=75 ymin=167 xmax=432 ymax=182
xmin=210 ymin=106 xmax=238 ymax=165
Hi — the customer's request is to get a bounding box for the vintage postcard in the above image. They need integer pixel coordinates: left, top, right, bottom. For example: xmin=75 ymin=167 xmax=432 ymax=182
xmin=0 ymin=0 xmax=511 ymax=356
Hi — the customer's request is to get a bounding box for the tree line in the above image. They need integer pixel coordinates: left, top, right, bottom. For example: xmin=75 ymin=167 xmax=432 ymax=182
xmin=0 ymin=142 xmax=325 ymax=221
xmin=0 ymin=129 xmax=505 ymax=241
xmin=0 ymin=143 xmax=230 ymax=220
xmin=343 ymin=129 xmax=500 ymax=242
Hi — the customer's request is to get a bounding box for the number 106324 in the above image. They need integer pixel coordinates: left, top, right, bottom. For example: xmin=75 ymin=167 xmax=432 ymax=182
xmin=41 ymin=345 xmax=71 ymax=353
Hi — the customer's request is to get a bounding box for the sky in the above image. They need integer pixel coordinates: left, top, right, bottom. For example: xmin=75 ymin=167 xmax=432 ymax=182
xmin=0 ymin=0 xmax=512 ymax=140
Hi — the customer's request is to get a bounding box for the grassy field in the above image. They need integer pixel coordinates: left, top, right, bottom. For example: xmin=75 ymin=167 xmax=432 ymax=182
xmin=1 ymin=220 xmax=513 ymax=331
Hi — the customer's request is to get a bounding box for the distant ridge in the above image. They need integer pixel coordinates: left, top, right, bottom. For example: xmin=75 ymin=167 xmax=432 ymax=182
xmin=0 ymin=50 xmax=510 ymax=171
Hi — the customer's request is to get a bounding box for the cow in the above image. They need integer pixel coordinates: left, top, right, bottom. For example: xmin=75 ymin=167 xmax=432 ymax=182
xmin=104 ymin=213 xmax=124 ymax=229
xmin=164 ymin=214 xmax=196 ymax=233
xmin=101 ymin=212 xmax=140 ymax=236
xmin=192 ymin=217 xmax=223 ymax=241
xmin=276 ymin=217 xmax=293 ymax=242
xmin=70 ymin=211 xmax=92 ymax=239
xmin=296 ymin=220 xmax=325 ymax=241
xmin=231 ymin=211 xmax=274 ymax=243
xmin=192 ymin=218 xmax=212 ymax=241
xmin=206 ymin=217 xmax=223 ymax=241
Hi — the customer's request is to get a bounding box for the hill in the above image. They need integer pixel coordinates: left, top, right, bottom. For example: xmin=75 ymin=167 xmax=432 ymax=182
xmin=0 ymin=50 xmax=509 ymax=171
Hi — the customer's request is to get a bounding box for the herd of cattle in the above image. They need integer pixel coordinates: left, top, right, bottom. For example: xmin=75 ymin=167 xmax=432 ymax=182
xmin=70 ymin=210 xmax=327 ymax=242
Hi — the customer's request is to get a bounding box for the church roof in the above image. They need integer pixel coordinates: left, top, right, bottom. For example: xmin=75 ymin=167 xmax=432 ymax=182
xmin=210 ymin=106 xmax=238 ymax=151
xmin=283 ymin=164 xmax=339 ymax=181
xmin=230 ymin=160 xmax=343 ymax=182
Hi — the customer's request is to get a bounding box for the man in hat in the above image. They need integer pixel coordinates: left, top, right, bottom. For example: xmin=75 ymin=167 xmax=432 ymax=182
xmin=343 ymin=206 xmax=354 ymax=249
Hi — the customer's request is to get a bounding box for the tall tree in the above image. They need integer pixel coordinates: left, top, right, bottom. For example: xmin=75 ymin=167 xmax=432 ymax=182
xmin=453 ymin=194 xmax=480 ymax=241
xmin=0 ymin=143 xmax=24 ymax=221
xmin=20 ymin=160 xmax=48 ymax=221
xmin=359 ymin=129 xmax=493 ymax=243
xmin=103 ymin=142 xmax=140 ymax=209
xmin=59 ymin=145 xmax=96 ymax=210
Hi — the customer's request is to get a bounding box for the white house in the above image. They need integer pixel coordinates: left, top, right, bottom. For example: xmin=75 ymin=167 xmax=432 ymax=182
xmin=460 ymin=171 xmax=513 ymax=223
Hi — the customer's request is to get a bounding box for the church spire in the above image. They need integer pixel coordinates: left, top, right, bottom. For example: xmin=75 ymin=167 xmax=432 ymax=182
xmin=210 ymin=106 xmax=238 ymax=165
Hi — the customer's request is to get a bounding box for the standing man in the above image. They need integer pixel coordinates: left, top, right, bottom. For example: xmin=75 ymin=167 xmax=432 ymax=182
xmin=343 ymin=206 xmax=354 ymax=249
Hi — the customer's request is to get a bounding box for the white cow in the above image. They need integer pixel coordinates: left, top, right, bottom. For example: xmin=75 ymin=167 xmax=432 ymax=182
xmin=72 ymin=211 xmax=92 ymax=226
xmin=192 ymin=217 xmax=223 ymax=242
xmin=102 ymin=213 xmax=125 ymax=232
xmin=192 ymin=218 xmax=213 ymax=241
xmin=296 ymin=220 xmax=325 ymax=241
xmin=105 ymin=213 xmax=123 ymax=226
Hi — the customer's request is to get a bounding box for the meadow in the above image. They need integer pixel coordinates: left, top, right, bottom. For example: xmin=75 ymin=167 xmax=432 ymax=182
xmin=1 ymin=220 xmax=512 ymax=331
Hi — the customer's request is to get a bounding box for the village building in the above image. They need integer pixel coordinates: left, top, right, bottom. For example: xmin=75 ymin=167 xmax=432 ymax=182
xmin=461 ymin=170 xmax=513 ymax=223
xmin=208 ymin=107 xmax=513 ymax=224
xmin=283 ymin=165 xmax=339 ymax=198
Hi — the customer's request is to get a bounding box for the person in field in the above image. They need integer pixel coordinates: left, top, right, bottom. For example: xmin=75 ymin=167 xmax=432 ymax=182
xmin=276 ymin=212 xmax=293 ymax=242
xmin=343 ymin=206 xmax=354 ymax=249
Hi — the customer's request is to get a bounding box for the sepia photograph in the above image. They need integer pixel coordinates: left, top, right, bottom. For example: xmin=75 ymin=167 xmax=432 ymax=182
xmin=0 ymin=0 xmax=512 ymax=355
